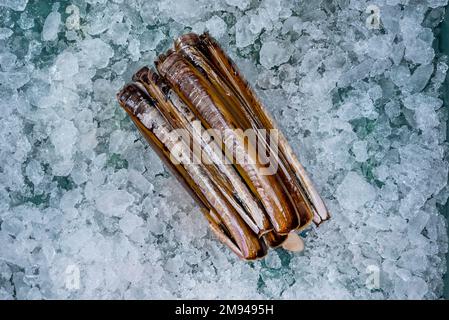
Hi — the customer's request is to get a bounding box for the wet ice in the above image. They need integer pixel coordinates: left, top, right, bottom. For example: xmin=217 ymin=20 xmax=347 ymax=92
xmin=0 ymin=0 xmax=448 ymax=300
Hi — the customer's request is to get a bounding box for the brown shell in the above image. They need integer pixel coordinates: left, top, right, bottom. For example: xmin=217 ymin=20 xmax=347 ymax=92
xmin=116 ymin=32 xmax=330 ymax=260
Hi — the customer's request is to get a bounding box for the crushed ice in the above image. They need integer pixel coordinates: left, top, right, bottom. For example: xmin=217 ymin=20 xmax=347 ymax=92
xmin=0 ymin=0 xmax=448 ymax=299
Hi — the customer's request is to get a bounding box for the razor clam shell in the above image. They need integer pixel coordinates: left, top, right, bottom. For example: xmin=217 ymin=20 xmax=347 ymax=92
xmin=197 ymin=32 xmax=330 ymax=225
xmin=173 ymin=33 xmax=315 ymax=232
xmin=117 ymin=84 xmax=267 ymax=260
xmin=156 ymin=50 xmax=300 ymax=235
xmin=116 ymin=32 xmax=330 ymax=260
xmin=133 ymin=67 xmax=272 ymax=236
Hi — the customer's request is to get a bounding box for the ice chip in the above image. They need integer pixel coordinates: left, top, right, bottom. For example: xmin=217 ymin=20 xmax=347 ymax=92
xmin=42 ymin=11 xmax=61 ymax=42
xmin=95 ymin=190 xmax=135 ymax=217
xmin=336 ymin=172 xmax=376 ymax=211
xmin=259 ymin=40 xmax=292 ymax=69
xmin=0 ymin=0 xmax=28 ymax=11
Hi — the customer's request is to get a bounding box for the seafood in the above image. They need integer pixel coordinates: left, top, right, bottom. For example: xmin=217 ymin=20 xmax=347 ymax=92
xmin=116 ymin=32 xmax=330 ymax=260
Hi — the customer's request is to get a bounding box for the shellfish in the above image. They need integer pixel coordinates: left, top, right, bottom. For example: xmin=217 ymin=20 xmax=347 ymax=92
xmin=116 ymin=32 xmax=329 ymax=260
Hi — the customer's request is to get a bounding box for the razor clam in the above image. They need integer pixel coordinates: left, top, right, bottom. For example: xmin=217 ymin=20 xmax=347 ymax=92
xmin=197 ymin=32 xmax=330 ymax=226
xmin=173 ymin=33 xmax=318 ymax=230
xmin=133 ymin=67 xmax=272 ymax=236
xmin=117 ymin=84 xmax=267 ymax=260
xmin=116 ymin=32 xmax=330 ymax=260
xmin=156 ymin=51 xmax=300 ymax=235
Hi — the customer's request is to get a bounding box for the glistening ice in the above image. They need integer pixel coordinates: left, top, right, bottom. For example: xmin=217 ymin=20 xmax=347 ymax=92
xmin=0 ymin=0 xmax=448 ymax=299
